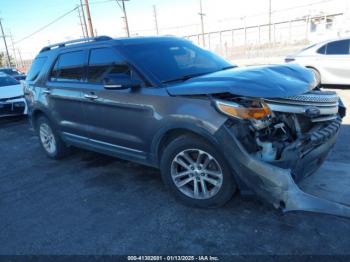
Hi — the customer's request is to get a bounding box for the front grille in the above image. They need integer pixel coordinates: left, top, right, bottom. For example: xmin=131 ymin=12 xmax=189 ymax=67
xmin=284 ymin=91 xmax=339 ymax=104
xmin=265 ymin=90 xmax=339 ymax=122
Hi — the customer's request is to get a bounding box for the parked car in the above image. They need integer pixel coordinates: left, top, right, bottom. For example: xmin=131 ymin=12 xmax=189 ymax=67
xmin=0 ymin=67 xmax=26 ymax=81
xmin=23 ymin=36 xmax=347 ymax=216
xmin=0 ymin=72 xmax=27 ymax=117
xmin=285 ymin=38 xmax=350 ymax=86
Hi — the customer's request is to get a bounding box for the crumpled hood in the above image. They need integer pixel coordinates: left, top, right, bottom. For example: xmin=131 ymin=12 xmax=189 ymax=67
xmin=0 ymin=84 xmax=23 ymax=100
xmin=166 ymin=64 xmax=316 ymax=98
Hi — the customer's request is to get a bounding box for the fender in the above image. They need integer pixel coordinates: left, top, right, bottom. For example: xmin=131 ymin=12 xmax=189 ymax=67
xmin=150 ymin=116 xmax=227 ymax=166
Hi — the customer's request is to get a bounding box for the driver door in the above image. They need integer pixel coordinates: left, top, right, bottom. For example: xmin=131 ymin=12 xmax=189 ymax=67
xmin=80 ymin=47 xmax=149 ymax=158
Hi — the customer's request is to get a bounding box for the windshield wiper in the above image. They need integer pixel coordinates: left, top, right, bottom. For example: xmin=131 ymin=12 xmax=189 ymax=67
xmin=162 ymin=72 xmax=211 ymax=84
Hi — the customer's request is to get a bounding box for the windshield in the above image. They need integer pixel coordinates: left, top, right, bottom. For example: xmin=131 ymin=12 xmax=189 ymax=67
xmin=0 ymin=75 xmax=19 ymax=87
xmin=121 ymin=39 xmax=233 ymax=83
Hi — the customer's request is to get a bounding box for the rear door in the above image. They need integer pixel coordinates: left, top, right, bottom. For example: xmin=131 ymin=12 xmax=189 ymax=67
xmin=317 ymin=39 xmax=350 ymax=85
xmin=45 ymin=49 xmax=89 ymax=142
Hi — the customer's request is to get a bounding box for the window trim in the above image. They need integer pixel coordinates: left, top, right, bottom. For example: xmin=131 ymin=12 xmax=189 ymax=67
xmin=324 ymin=40 xmax=350 ymax=55
xmin=47 ymin=49 xmax=88 ymax=84
xmin=86 ymin=47 xmax=148 ymax=87
xmin=27 ymin=56 xmax=48 ymax=81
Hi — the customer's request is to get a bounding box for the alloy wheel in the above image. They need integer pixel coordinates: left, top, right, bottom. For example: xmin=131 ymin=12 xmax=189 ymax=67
xmin=170 ymin=149 xmax=224 ymax=200
xmin=39 ymin=123 xmax=57 ymax=154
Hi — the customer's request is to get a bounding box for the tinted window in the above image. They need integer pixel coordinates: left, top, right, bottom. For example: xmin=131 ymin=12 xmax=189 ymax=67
xmin=120 ymin=39 xmax=232 ymax=83
xmin=26 ymin=57 xmax=47 ymax=81
xmin=317 ymin=45 xmax=326 ymax=54
xmin=0 ymin=68 xmax=20 ymax=76
xmin=326 ymin=40 xmax=350 ymax=55
xmin=50 ymin=51 xmax=85 ymax=82
xmin=87 ymin=48 xmax=130 ymax=83
xmin=0 ymin=75 xmax=19 ymax=87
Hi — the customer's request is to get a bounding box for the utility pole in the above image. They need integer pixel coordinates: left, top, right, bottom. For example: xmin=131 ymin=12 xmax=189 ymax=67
xmin=268 ymin=0 xmax=272 ymax=43
xmin=153 ymin=5 xmax=159 ymax=35
xmin=77 ymin=5 xmax=86 ymax=38
xmin=84 ymin=0 xmax=95 ymax=37
xmin=115 ymin=0 xmax=130 ymax=37
xmin=198 ymin=0 xmax=205 ymax=47
xmin=0 ymin=18 xmax=11 ymax=67
xmin=80 ymin=0 xmax=89 ymax=37
xmin=9 ymin=32 xmax=18 ymax=68
xmin=17 ymin=49 xmax=23 ymax=68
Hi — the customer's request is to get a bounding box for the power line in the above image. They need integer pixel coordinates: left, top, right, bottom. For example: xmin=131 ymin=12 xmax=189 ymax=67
xmin=218 ymin=0 xmax=333 ymax=23
xmin=14 ymin=7 xmax=78 ymax=44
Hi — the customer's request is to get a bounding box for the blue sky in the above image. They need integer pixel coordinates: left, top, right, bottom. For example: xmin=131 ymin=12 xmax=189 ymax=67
xmin=0 ymin=0 xmax=346 ymax=59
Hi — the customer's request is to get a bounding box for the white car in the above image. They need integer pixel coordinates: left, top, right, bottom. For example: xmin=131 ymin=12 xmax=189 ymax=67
xmin=285 ymin=38 xmax=350 ymax=86
xmin=0 ymin=73 xmax=27 ymax=117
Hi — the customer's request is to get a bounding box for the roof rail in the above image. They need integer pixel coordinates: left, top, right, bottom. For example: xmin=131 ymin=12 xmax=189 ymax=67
xmin=39 ymin=35 xmax=113 ymax=53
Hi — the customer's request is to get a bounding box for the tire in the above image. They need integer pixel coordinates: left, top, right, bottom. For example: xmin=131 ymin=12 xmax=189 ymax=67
xmin=309 ymin=67 xmax=321 ymax=86
xmin=160 ymin=135 xmax=237 ymax=208
xmin=36 ymin=116 xmax=69 ymax=159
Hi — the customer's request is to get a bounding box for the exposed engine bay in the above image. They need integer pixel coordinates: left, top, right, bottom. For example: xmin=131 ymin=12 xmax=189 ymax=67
xmin=214 ymin=90 xmax=343 ymax=170
xmin=212 ymin=89 xmax=350 ymax=218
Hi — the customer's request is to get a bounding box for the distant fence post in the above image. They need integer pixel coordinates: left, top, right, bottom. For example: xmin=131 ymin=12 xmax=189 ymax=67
xmin=231 ymin=29 xmax=234 ymax=47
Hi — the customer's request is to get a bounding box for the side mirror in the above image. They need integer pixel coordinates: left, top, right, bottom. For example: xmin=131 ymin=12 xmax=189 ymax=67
xmin=103 ymin=76 xmax=141 ymax=90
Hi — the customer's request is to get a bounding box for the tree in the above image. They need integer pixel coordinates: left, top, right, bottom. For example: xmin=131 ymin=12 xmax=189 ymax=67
xmin=0 ymin=52 xmax=14 ymax=67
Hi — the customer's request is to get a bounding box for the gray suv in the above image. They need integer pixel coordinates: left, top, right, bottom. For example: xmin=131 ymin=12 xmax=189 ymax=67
xmin=24 ymin=36 xmax=347 ymax=215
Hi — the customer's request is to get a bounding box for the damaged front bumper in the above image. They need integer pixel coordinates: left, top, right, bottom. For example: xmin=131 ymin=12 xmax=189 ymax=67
xmin=0 ymin=98 xmax=27 ymax=117
xmin=215 ymin=117 xmax=350 ymax=218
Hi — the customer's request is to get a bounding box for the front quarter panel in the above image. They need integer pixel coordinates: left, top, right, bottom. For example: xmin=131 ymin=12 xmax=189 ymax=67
xmin=149 ymin=94 xmax=229 ymax=163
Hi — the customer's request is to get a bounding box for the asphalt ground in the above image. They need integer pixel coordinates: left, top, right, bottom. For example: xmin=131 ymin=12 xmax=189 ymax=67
xmin=0 ymin=89 xmax=349 ymax=255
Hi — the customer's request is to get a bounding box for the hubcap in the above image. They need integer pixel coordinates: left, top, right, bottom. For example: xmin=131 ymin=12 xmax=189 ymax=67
xmin=170 ymin=149 xmax=223 ymax=199
xmin=39 ymin=123 xmax=56 ymax=154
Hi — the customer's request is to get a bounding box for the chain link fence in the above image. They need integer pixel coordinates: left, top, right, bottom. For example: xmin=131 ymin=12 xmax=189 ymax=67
xmin=184 ymin=13 xmax=344 ymax=65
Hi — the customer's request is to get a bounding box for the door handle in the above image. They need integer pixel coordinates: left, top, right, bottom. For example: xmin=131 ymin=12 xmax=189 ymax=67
xmin=42 ymin=89 xmax=51 ymax=95
xmin=84 ymin=94 xmax=98 ymax=100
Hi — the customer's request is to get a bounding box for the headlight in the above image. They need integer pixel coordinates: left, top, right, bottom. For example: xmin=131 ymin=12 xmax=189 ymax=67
xmin=214 ymin=99 xmax=271 ymax=120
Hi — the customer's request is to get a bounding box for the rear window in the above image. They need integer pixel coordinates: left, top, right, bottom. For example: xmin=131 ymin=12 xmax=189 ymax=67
xmin=50 ymin=51 xmax=85 ymax=82
xmin=326 ymin=40 xmax=350 ymax=55
xmin=317 ymin=45 xmax=326 ymax=54
xmin=26 ymin=57 xmax=47 ymax=81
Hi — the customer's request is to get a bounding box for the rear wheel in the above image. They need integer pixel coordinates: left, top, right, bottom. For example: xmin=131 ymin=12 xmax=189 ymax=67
xmin=36 ymin=116 xmax=69 ymax=159
xmin=160 ymin=135 xmax=237 ymax=208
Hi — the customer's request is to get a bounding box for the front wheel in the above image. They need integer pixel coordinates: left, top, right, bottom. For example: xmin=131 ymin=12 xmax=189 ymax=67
xmin=36 ymin=116 xmax=69 ymax=159
xmin=160 ymin=135 xmax=237 ymax=208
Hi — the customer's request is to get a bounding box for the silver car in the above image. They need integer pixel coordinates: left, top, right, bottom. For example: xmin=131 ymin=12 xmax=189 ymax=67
xmin=285 ymin=38 xmax=350 ymax=86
